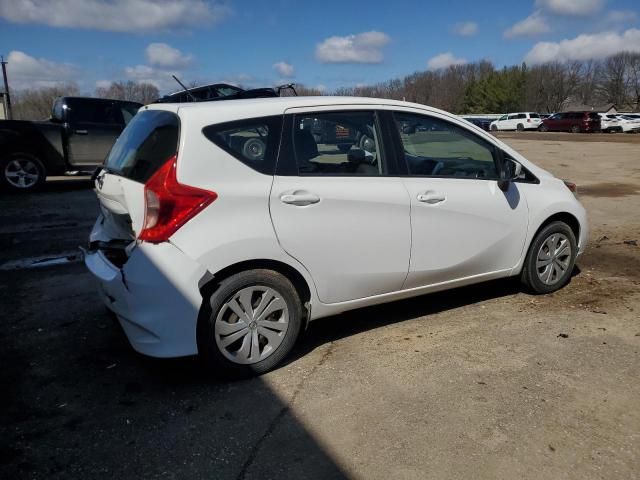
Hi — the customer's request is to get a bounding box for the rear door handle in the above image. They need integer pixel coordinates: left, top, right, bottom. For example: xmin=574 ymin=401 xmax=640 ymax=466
xmin=75 ymin=129 xmax=88 ymax=135
xmin=417 ymin=192 xmax=446 ymax=204
xmin=281 ymin=192 xmax=321 ymax=206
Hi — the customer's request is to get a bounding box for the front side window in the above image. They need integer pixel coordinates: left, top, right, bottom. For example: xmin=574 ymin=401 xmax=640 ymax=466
xmin=292 ymin=111 xmax=384 ymax=176
xmin=393 ymin=112 xmax=499 ymax=179
xmin=499 ymin=115 xmax=507 ymax=121
xmin=203 ymin=116 xmax=282 ymax=175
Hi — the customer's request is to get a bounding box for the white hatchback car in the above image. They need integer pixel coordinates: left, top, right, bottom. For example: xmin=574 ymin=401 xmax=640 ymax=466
xmin=490 ymin=112 xmax=542 ymax=131
xmin=85 ymin=97 xmax=588 ymax=378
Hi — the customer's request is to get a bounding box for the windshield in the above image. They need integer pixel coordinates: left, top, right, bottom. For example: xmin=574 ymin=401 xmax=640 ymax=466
xmin=104 ymin=109 xmax=179 ymax=183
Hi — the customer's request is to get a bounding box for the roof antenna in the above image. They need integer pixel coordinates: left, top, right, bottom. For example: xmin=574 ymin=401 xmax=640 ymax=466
xmin=172 ymin=75 xmax=197 ymax=102
xmin=276 ymin=83 xmax=298 ymax=96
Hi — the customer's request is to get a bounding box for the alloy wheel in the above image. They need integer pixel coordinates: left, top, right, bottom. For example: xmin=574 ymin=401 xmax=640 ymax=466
xmin=4 ymin=159 xmax=40 ymax=189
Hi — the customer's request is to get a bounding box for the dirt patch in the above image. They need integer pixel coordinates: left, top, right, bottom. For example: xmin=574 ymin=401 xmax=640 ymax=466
xmin=494 ymin=131 xmax=640 ymax=144
xmin=579 ymin=182 xmax=639 ymax=198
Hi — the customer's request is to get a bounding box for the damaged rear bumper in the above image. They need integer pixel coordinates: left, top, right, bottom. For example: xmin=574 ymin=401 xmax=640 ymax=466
xmin=84 ymin=239 xmax=207 ymax=358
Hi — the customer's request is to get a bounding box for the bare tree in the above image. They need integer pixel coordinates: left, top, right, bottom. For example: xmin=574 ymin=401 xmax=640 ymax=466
xmin=597 ymin=52 xmax=630 ymax=105
xmin=95 ymin=81 xmax=159 ymax=104
xmin=11 ymin=83 xmax=80 ymax=120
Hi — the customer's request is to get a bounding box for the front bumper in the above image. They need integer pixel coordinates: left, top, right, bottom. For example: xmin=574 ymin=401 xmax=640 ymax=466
xmin=85 ymin=240 xmax=208 ymax=358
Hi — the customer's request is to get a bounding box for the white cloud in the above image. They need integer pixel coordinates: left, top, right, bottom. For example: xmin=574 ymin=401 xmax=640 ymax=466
xmin=6 ymin=50 xmax=79 ymax=89
xmin=535 ymin=0 xmax=604 ymax=16
xmin=427 ymin=52 xmax=467 ymax=70
xmin=504 ymin=11 xmax=551 ymax=38
xmin=315 ymin=31 xmax=391 ymax=64
xmin=273 ymin=61 xmax=295 ymax=78
xmin=524 ymin=28 xmax=640 ymax=64
xmin=604 ymin=9 xmax=638 ymax=26
xmin=124 ymin=65 xmax=178 ymax=91
xmin=453 ymin=21 xmax=478 ymax=36
xmin=146 ymin=43 xmax=192 ymax=69
xmin=0 ymin=0 xmax=231 ymax=33
xmin=95 ymin=79 xmax=112 ymax=89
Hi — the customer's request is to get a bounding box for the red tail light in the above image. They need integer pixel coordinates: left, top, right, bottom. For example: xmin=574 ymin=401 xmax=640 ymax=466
xmin=139 ymin=155 xmax=217 ymax=243
xmin=527 ymin=118 xmax=531 ymax=122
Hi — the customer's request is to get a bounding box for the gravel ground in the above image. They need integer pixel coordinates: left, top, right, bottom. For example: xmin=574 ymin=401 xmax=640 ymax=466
xmin=1 ymin=132 xmax=639 ymax=479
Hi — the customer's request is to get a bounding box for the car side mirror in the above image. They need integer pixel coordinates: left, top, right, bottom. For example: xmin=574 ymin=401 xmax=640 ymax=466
xmin=498 ymin=158 xmax=522 ymax=191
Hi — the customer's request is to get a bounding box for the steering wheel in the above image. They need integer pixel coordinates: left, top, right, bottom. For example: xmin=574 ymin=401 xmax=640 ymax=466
xmin=431 ymin=161 xmax=445 ymax=175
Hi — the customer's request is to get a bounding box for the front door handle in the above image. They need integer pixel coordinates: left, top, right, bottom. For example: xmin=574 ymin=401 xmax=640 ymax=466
xmin=417 ymin=192 xmax=446 ymax=204
xmin=281 ymin=191 xmax=321 ymax=206
xmin=75 ymin=129 xmax=89 ymax=135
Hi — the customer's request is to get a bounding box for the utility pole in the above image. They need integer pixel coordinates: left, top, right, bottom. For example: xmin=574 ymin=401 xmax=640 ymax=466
xmin=1 ymin=56 xmax=13 ymax=120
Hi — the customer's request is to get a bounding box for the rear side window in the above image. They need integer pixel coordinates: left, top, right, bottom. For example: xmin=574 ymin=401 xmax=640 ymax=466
xmin=202 ymin=116 xmax=282 ymax=175
xmin=120 ymin=103 xmax=141 ymax=125
xmin=529 ymin=113 xmax=540 ymax=119
xmin=104 ymin=109 xmax=179 ymax=183
xmin=67 ymin=99 xmax=123 ymax=124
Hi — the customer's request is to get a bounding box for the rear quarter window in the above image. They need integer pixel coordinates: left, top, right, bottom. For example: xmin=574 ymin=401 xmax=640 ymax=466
xmin=202 ymin=116 xmax=283 ymax=175
xmin=104 ymin=109 xmax=179 ymax=183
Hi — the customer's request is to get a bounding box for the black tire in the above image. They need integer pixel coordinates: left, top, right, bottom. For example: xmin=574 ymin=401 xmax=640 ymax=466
xmin=538 ymin=124 xmax=548 ymax=132
xmin=516 ymin=123 xmax=524 ymax=132
xmin=490 ymin=124 xmax=498 ymax=132
xmin=197 ymin=269 xmax=303 ymax=379
xmin=570 ymin=125 xmax=580 ymax=133
xmin=0 ymin=153 xmax=46 ymax=192
xmin=520 ymin=221 xmax=577 ymax=294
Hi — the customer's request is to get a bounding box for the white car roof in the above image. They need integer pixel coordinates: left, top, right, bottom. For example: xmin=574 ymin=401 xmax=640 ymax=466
xmin=144 ymin=95 xmax=457 ymax=120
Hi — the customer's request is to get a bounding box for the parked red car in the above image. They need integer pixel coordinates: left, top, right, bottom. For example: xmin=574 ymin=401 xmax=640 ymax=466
xmin=539 ymin=112 xmax=601 ymax=133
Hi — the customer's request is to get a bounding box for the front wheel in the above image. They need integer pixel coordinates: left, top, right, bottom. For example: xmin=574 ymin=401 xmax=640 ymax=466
xmin=198 ymin=269 xmax=303 ymax=379
xmin=516 ymin=123 xmax=524 ymax=132
xmin=520 ymin=221 xmax=577 ymax=294
xmin=1 ymin=153 xmax=46 ymax=192
xmin=490 ymin=124 xmax=498 ymax=132
xmin=538 ymin=124 xmax=548 ymax=132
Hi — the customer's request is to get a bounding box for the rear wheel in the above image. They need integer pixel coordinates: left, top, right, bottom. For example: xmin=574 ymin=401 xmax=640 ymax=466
xmin=570 ymin=125 xmax=580 ymax=133
xmin=1 ymin=153 xmax=46 ymax=192
xmin=198 ymin=269 xmax=303 ymax=379
xmin=521 ymin=221 xmax=577 ymax=294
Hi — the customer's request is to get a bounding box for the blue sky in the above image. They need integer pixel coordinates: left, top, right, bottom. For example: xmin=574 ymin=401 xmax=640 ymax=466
xmin=1 ymin=0 xmax=639 ymax=95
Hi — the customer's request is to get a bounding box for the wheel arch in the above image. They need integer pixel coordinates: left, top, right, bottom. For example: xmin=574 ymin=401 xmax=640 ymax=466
xmin=534 ymin=211 xmax=580 ymax=242
xmin=513 ymin=210 xmax=582 ymax=277
xmin=197 ymin=258 xmax=313 ymax=330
